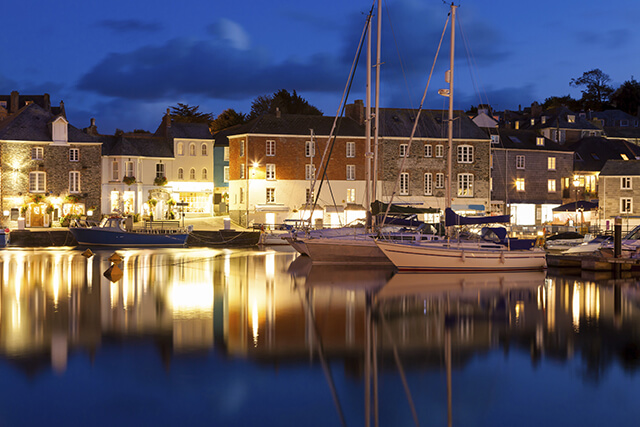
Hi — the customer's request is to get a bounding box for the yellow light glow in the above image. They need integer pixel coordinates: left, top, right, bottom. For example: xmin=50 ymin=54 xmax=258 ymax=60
xmin=252 ymin=299 xmax=259 ymax=347
xmin=169 ymin=283 xmax=214 ymax=318
xmin=572 ymin=283 xmax=580 ymax=331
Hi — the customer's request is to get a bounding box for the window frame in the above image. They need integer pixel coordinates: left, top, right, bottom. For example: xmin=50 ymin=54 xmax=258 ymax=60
xmin=305 ymin=141 xmax=315 ymax=157
xmin=399 ymin=144 xmax=409 ymax=158
xmin=69 ymin=148 xmax=79 ymax=162
xmin=457 ymin=173 xmax=474 ymax=197
xmin=457 ymin=145 xmax=474 ymax=164
xmin=424 ymin=144 xmax=432 ymax=158
xmin=266 ymin=163 xmax=276 ymax=180
xmin=435 ymin=173 xmax=445 ymax=189
xmin=69 ymin=171 xmax=81 ymax=193
xmin=435 ymin=144 xmax=444 ymax=158
xmin=548 ymin=157 xmax=556 ymax=170
xmin=29 ymin=171 xmax=46 ymax=193
xmin=516 ymin=155 xmax=525 ymax=170
xmin=622 ymin=177 xmax=632 ymax=190
xmin=266 ymin=187 xmax=275 ymax=204
xmin=266 ymin=140 xmax=276 ymax=157
xmin=346 ymin=141 xmax=355 ymax=158
xmin=621 ymin=197 xmax=633 ymax=214
xmin=399 ymin=172 xmax=409 ymax=195
xmin=515 ymin=177 xmax=525 ymax=192
xmin=424 ymin=173 xmax=433 ymax=195
xmin=305 ymin=164 xmax=316 ymax=180
xmin=346 ymin=165 xmax=355 ymax=181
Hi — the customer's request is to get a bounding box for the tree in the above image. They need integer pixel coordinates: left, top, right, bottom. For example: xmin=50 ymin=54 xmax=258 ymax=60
xmin=542 ymin=95 xmax=581 ymax=111
xmin=569 ymin=69 xmax=614 ymax=111
xmin=169 ymin=103 xmax=214 ymax=123
xmin=610 ymin=77 xmax=640 ymax=115
xmin=247 ymin=89 xmax=322 ymax=120
xmin=210 ymin=109 xmax=247 ymax=132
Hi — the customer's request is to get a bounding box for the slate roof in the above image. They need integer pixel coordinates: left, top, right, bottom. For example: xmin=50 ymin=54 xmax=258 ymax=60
xmin=101 ymin=133 xmax=173 ymax=157
xmin=567 ymin=136 xmax=640 ymax=172
xmin=600 ymin=159 xmax=640 ymax=176
xmin=378 ymin=108 xmax=488 ymax=139
xmin=0 ymin=103 xmax=99 ymax=143
xmin=491 ymin=129 xmax=572 ymax=152
xmin=524 ymin=106 xmax=600 ymax=131
xmin=590 ymin=110 xmax=639 ymax=127
xmin=153 ymin=121 xmax=213 ymax=140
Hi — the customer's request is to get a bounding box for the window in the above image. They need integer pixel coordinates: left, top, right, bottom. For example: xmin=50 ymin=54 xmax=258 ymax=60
xmin=346 ymin=165 xmax=355 ymax=181
xmin=112 ymin=160 xmax=119 ymax=181
xmin=490 ymin=135 xmax=500 ymax=144
xmin=201 ymin=144 xmax=208 ymax=156
xmin=347 ymin=188 xmax=356 ymax=203
xmin=548 ymin=157 xmax=556 ymax=170
xmin=305 ymin=164 xmax=316 ymax=180
xmin=32 ymin=147 xmax=43 ymax=160
xmin=178 ymin=168 xmax=184 ymax=180
xmin=457 ymin=145 xmax=473 ymax=163
xmin=266 ymin=164 xmax=276 ymax=180
xmin=622 ymin=177 xmax=632 ymax=189
xmin=266 ymin=140 xmax=276 ymax=156
xmin=202 ymin=168 xmax=208 ymax=180
xmin=536 ymin=137 xmax=545 ymax=146
xmin=436 ymin=173 xmax=445 ymax=188
xmin=239 ymin=187 xmax=244 ymax=204
xmin=548 ymin=179 xmax=556 ymax=192
xmin=516 ymin=155 xmax=525 ymax=169
xmin=399 ymin=144 xmax=408 ymax=157
xmin=69 ymin=148 xmax=79 ymax=162
xmin=424 ymin=144 xmax=432 ymax=157
xmin=266 ymin=188 xmax=275 ymax=203
xmin=621 ymin=153 xmax=629 ymax=160
xmin=567 ymin=115 xmax=575 ymax=123
xmin=530 ymin=118 xmax=535 ymax=126
xmin=435 ymin=145 xmax=444 ymax=158
xmin=189 ymin=168 xmax=196 ymax=180
xmin=458 ymin=173 xmax=473 ymax=197
xmin=29 ymin=171 xmax=46 ymax=192
xmin=156 ymin=163 xmax=165 ymax=179
xmin=305 ymin=140 xmax=315 ymax=157
xmin=346 ymin=141 xmax=355 ymax=158
xmin=177 ymin=142 xmax=184 ymax=156
xmin=125 ymin=161 xmax=134 ymax=177
xmin=224 ymin=147 xmax=230 ymax=161
xmin=400 ymin=173 xmax=409 ymax=195
xmin=306 ymin=189 xmax=314 ymax=204
xmin=621 ymin=119 xmax=629 ymax=127
xmin=189 ymin=143 xmax=196 ymax=156
xmin=223 ymin=166 xmax=229 ymax=182
xmin=240 ymin=140 xmax=245 ymax=157
xmin=516 ymin=178 xmax=525 ymax=192
xmin=490 ymin=154 xmax=493 ymax=169
xmin=424 ymin=173 xmax=433 ymax=195
xmin=621 ymin=198 xmax=633 ymax=213
xmin=69 ymin=171 xmax=80 ymax=193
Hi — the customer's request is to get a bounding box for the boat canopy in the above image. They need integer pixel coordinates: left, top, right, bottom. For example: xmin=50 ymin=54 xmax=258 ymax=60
xmin=371 ymin=201 xmax=439 ymax=215
xmin=445 ymin=208 xmax=510 ymax=226
xmin=552 ymin=201 xmax=598 ymax=212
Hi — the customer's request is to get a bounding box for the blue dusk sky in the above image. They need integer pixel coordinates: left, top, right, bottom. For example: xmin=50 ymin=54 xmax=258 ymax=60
xmin=2 ymin=0 xmax=639 ymax=134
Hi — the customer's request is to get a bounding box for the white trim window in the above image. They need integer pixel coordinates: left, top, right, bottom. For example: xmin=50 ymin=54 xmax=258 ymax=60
xmin=32 ymin=147 xmax=44 ymax=160
xmin=516 ymin=178 xmax=525 ymax=192
xmin=399 ymin=144 xmax=409 ymax=157
xmin=346 ymin=165 xmax=355 ymax=181
xmin=266 ymin=188 xmax=275 ymax=203
xmin=400 ymin=172 xmax=409 ymax=195
xmin=239 ymin=140 xmax=245 ymax=157
xmin=548 ymin=157 xmax=556 ymax=170
xmin=424 ymin=173 xmax=433 ymax=195
xmin=548 ymin=179 xmax=556 ymax=192
xmin=266 ymin=140 xmax=276 ymax=156
xmin=178 ymin=168 xmax=184 ymax=180
xmin=240 ymin=164 xmax=245 ymax=179
xmin=69 ymin=148 xmax=79 ymax=162
xmin=347 ymin=188 xmax=356 ymax=203
xmin=305 ymin=140 xmax=315 ymax=157
xmin=490 ymin=135 xmax=500 ymax=144
xmin=457 ymin=173 xmax=473 ymax=197
xmin=112 ymin=160 xmax=119 ymax=181
xmin=435 ymin=173 xmax=445 ymax=188
xmin=457 ymin=145 xmax=474 ymax=163
xmin=156 ymin=163 xmax=165 ymax=179
xmin=224 ymin=147 xmax=230 ymax=161
xmin=536 ymin=136 xmax=545 ymax=146
xmin=29 ymin=171 xmax=46 ymax=192
xmin=435 ymin=144 xmax=444 ymax=158
xmin=202 ymin=168 xmax=208 ymax=180
xmin=266 ymin=164 xmax=276 ymax=180
xmin=189 ymin=143 xmax=196 ymax=156
xmin=306 ymin=188 xmax=314 ymax=204
xmin=69 ymin=171 xmax=80 ymax=193
xmin=621 ymin=198 xmax=633 ymax=213
xmin=621 ymin=177 xmax=632 ymax=190
xmin=201 ymin=144 xmax=208 ymax=156
xmin=177 ymin=142 xmax=184 ymax=156
xmin=424 ymin=144 xmax=432 ymax=157
xmin=346 ymin=141 xmax=355 ymax=158
xmin=516 ymin=155 xmax=525 ymax=170
xmin=189 ymin=168 xmax=196 ymax=180
xmin=223 ymin=166 xmax=229 ymax=183
xmin=305 ymin=164 xmax=316 ymax=180
xmin=125 ymin=161 xmax=134 ymax=177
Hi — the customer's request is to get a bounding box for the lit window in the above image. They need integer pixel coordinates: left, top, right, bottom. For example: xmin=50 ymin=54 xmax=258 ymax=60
xmin=266 ymin=140 xmax=276 ymax=156
xmin=424 ymin=173 xmax=433 ymax=195
xmin=458 ymin=173 xmax=473 ymax=197
xmin=346 ymin=165 xmax=355 ymax=181
xmin=306 ymin=189 xmax=314 ymax=204
xmin=240 ymin=140 xmax=245 ymax=157
xmin=548 ymin=179 xmax=556 ymax=192
xmin=29 ymin=171 xmax=46 ymax=192
xmin=223 ymin=166 xmax=229 ymax=182
xmin=400 ymin=173 xmax=409 ymax=195
xmin=621 ymin=153 xmax=629 ymax=160
xmin=516 ymin=178 xmax=525 ymax=192
xmin=347 ymin=188 xmax=356 ymax=203
xmin=536 ymin=137 xmax=545 ymax=146
xmin=346 ymin=141 xmax=355 ymax=158
xmin=69 ymin=171 xmax=80 ymax=193
xmin=69 ymin=148 xmax=79 ymax=162
xmin=266 ymin=164 xmax=276 ymax=180
xmin=548 ymin=157 xmax=556 ymax=170
xmin=516 ymin=155 xmax=525 ymax=169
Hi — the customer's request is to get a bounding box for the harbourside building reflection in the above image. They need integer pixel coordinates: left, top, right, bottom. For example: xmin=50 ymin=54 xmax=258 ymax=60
xmin=0 ymin=248 xmax=640 ymax=378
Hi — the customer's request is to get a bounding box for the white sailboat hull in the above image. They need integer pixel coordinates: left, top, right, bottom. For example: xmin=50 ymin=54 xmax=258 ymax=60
xmin=376 ymin=240 xmax=547 ymax=272
xmin=301 ymin=236 xmax=391 ymax=265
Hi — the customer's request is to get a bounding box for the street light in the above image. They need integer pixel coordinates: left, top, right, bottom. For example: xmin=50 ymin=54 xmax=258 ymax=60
xmin=573 ymin=176 xmax=581 ymax=232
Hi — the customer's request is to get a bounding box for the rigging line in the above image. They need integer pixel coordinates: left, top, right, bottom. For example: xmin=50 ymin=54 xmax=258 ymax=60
xmin=380 ymin=13 xmax=451 ymax=227
xmin=457 ymin=15 xmax=491 ymax=110
xmin=304 ymin=2 xmax=375 ymax=228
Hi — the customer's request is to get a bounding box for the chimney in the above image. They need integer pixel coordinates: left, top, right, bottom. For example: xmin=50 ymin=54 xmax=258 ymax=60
xmin=275 ymin=107 xmax=281 ymax=118
xmin=10 ymin=91 xmax=19 ymax=114
xmin=44 ymin=93 xmax=51 ymax=112
xmin=59 ymin=100 xmax=66 ymax=118
xmin=165 ymin=108 xmax=171 ymax=127
xmin=84 ymin=118 xmax=99 ymax=136
xmin=345 ymin=100 xmax=365 ymax=125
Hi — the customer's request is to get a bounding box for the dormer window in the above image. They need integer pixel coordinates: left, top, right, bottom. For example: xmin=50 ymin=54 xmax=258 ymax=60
xmin=541 ymin=116 xmax=547 ymax=124
xmin=621 ymin=153 xmax=629 ymax=160
xmin=621 ymin=120 xmax=629 ymax=127
xmin=51 ymin=117 xmax=68 ymax=144
xmin=491 ymin=135 xmax=500 ymax=144
xmin=530 ymin=118 xmax=535 ymax=126
xmin=567 ymin=115 xmax=575 ymax=123
xmin=536 ymin=136 xmax=544 ymax=146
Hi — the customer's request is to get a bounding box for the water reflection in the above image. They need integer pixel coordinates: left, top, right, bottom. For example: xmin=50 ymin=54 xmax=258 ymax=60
xmin=2 ymin=248 xmax=640 ymax=425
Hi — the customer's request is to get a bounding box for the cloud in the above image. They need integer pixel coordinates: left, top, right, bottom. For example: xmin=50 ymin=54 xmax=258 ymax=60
xmin=98 ymin=19 xmax=162 ymax=34
xmin=575 ymin=29 xmax=631 ymax=49
xmin=207 ymin=19 xmax=250 ymax=50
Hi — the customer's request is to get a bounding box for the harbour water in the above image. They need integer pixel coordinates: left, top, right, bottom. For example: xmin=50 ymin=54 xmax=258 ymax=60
xmin=1 ymin=246 xmax=640 ymax=426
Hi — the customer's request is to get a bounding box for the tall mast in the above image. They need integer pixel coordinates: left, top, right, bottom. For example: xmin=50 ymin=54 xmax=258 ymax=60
xmin=365 ymin=8 xmax=372 ymax=230
xmin=446 ymin=4 xmax=456 ymax=210
xmin=372 ymin=0 xmax=382 ymax=213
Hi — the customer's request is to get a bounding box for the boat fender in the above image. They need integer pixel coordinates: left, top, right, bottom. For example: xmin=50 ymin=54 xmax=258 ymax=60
xmin=187 ymin=225 xmax=194 ymax=233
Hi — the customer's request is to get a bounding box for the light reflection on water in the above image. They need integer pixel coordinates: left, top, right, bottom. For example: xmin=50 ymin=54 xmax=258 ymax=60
xmin=1 ymin=247 xmax=640 ymax=425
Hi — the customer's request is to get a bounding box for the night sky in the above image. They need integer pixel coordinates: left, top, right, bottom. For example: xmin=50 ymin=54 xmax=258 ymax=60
xmin=3 ymin=0 xmax=639 ymax=133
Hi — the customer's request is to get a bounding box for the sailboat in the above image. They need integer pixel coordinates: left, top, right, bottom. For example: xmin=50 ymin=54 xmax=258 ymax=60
xmin=375 ymin=4 xmax=547 ymax=272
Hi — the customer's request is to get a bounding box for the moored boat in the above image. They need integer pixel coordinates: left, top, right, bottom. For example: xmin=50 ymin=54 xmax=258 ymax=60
xmin=70 ymin=216 xmax=192 ymax=247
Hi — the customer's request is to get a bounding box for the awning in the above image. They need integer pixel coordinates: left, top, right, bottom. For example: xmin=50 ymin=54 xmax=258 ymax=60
xmin=552 ymin=201 xmax=598 ymax=212
xmin=255 ymin=204 xmax=290 ymax=212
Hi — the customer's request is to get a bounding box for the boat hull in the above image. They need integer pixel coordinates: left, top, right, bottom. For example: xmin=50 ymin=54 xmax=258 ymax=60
xmin=301 ymin=237 xmax=391 ymax=265
xmin=376 ymin=240 xmax=547 ymax=271
xmin=70 ymin=227 xmax=189 ymax=247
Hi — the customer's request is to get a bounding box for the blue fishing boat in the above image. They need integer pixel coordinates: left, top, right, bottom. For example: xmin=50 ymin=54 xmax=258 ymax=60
xmin=70 ymin=216 xmax=192 ymax=247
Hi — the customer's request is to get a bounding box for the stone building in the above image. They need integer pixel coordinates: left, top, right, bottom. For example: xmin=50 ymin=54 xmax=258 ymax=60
xmin=598 ymin=160 xmax=640 ymax=230
xmin=0 ymin=92 xmax=102 ymax=227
